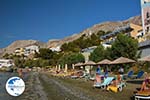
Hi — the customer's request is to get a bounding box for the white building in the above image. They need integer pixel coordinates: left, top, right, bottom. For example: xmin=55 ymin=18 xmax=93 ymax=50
xmin=24 ymin=45 xmax=39 ymax=56
xmin=0 ymin=59 xmax=14 ymax=68
xmin=49 ymin=46 xmax=61 ymax=52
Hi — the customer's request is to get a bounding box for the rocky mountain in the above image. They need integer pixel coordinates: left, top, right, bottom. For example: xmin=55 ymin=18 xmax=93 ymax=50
xmin=0 ymin=40 xmax=47 ymax=57
xmin=0 ymin=15 xmax=142 ymax=57
xmin=47 ymin=33 xmax=82 ymax=48
xmin=47 ymin=16 xmax=142 ymax=48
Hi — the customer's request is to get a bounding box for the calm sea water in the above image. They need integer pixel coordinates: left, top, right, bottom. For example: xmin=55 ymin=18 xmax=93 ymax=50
xmin=0 ymin=72 xmax=19 ymax=100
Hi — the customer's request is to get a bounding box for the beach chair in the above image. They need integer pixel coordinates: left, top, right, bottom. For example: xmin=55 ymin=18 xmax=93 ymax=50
xmin=71 ymin=70 xmax=84 ymax=79
xmin=107 ymin=75 xmax=126 ymax=92
xmin=133 ymin=71 xmax=144 ymax=79
xmin=134 ymin=90 xmax=150 ymax=100
xmin=93 ymin=77 xmax=114 ymax=88
xmin=128 ymin=70 xmax=134 ymax=78
xmin=107 ymin=81 xmax=126 ymax=92
xmin=71 ymin=75 xmax=78 ymax=79
xmin=124 ymin=70 xmax=134 ymax=79
xmin=101 ymin=77 xmax=114 ymax=89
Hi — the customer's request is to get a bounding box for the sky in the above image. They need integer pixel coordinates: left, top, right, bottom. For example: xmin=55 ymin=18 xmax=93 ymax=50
xmin=0 ymin=0 xmax=141 ymax=48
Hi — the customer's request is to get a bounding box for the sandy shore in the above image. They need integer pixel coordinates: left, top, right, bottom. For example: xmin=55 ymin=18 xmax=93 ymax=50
xmin=17 ymin=72 xmax=141 ymax=100
xmin=16 ymin=72 xmax=48 ymax=100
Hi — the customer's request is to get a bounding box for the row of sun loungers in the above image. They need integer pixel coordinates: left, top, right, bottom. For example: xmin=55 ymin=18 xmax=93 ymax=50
xmin=50 ymin=69 xmax=150 ymax=99
xmin=93 ymin=76 xmax=126 ymax=92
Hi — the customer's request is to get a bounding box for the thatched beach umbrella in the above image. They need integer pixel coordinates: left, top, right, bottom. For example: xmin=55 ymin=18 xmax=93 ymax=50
xmin=84 ymin=61 xmax=96 ymax=74
xmin=110 ymin=57 xmax=136 ymax=64
xmin=97 ymin=59 xmax=112 ymax=72
xmin=74 ymin=62 xmax=84 ymax=67
xmin=84 ymin=61 xmax=96 ymax=66
xmin=138 ymin=55 xmax=150 ymax=62
xmin=97 ymin=59 xmax=112 ymax=65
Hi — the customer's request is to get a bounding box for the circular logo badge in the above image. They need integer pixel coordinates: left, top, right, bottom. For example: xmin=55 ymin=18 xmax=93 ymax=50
xmin=5 ymin=77 xmax=25 ymax=96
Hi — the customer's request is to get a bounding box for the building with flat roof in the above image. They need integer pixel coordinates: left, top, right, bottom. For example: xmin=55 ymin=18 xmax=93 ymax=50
xmin=14 ymin=48 xmax=25 ymax=56
xmin=0 ymin=59 xmax=14 ymax=68
xmin=24 ymin=45 xmax=39 ymax=56
xmin=100 ymin=24 xmax=132 ymax=45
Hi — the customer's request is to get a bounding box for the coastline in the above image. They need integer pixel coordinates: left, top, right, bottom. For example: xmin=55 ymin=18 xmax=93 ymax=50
xmin=5 ymin=71 xmax=140 ymax=100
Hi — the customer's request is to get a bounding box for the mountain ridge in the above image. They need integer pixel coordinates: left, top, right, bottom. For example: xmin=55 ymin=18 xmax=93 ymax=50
xmin=0 ymin=15 xmax=142 ymax=57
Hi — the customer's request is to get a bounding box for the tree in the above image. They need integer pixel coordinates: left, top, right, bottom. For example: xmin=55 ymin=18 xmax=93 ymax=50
xmin=111 ymin=33 xmax=139 ymax=60
xmin=38 ymin=48 xmax=54 ymax=59
xmin=14 ymin=57 xmax=25 ymax=68
xmin=60 ymin=31 xmax=105 ymax=52
xmin=58 ymin=53 xmax=85 ymax=67
xmin=89 ymin=44 xmax=105 ymax=62
xmin=3 ymin=53 xmax=10 ymax=59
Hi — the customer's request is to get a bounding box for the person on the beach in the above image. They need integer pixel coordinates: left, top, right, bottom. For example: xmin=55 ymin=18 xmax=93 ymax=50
xmin=94 ymin=73 xmax=101 ymax=85
xmin=119 ymin=67 xmax=124 ymax=74
xmin=96 ymin=66 xmax=101 ymax=75
xmin=111 ymin=74 xmax=122 ymax=86
xmin=18 ymin=68 xmax=23 ymax=78
xmin=140 ymin=76 xmax=150 ymax=91
xmin=104 ymin=69 xmax=108 ymax=78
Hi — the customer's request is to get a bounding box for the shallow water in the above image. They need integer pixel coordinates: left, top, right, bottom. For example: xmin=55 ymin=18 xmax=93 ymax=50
xmin=0 ymin=72 xmax=19 ymax=100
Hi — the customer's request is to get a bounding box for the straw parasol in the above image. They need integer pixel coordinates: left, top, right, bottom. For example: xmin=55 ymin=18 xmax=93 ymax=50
xmin=110 ymin=57 xmax=136 ymax=64
xmin=74 ymin=62 xmax=84 ymax=67
xmin=138 ymin=55 xmax=150 ymax=62
xmin=97 ymin=59 xmax=112 ymax=65
xmin=84 ymin=61 xmax=96 ymax=66
xmin=84 ymin=61 xmax=96 ymax=75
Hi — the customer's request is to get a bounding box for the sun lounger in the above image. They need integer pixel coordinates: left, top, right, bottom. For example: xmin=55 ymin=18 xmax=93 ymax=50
xmin=132 ymin=71 xmax=144 ymax=79
xmin=71 ymin=75 xmax=79 ymax=79
xmin=71 ymin=70 xmax=84 ymax=79
xmin=128 ymin=70 xmax=134 ymax=78
xmin=134 ymin=90 xmax=150 ymax=100
xmin=93 ymin=77 xmax=114 ymax=88
xmin=107 ymin=82 xmax=126 ymax=92
xmin=107 ymin=75 xmax=126 ymax=92
xmin=124 ymin=70 xmax=134 ymax=79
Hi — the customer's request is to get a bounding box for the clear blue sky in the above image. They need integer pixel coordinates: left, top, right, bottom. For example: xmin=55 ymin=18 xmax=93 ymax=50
xmin=0 ymin=0 xmax=141 ymax=48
